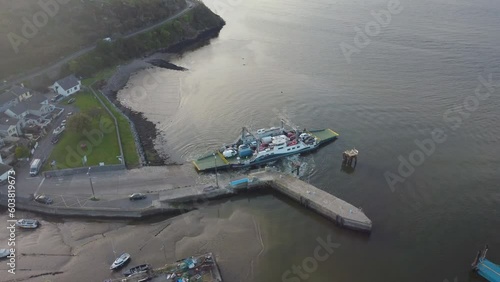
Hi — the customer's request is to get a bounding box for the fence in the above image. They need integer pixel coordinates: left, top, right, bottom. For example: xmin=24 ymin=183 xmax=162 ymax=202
xmin=43 ymin=164 xmax=126 ymax=178
xmin=92 ymin=86 xmax=147 ymax=167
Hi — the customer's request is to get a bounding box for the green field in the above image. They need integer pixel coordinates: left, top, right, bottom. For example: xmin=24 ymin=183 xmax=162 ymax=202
xmin=46 ymin=92 xmax=122 ymax=169
xmin=93 ymin=89 xmax=140 ymax=168
xmin=84 ymin=68 xmax=140 ymax=168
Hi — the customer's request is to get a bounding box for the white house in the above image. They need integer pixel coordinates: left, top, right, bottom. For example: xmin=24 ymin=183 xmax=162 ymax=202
xmin=4 ymin=102 xmax=27 ymax=120
xmin=0 ymin=163 xmax=13 ymax=182
xmin=23 ymin=95 xmax=54 ymax=117
xmin=2 ymin=95 xmax=54 ymax=132
xmin=5 ymin=95 xmax=53 ymax=117
xmin=0 ymin=114 xmax=19 ymax=137
xmin=0 ymin=92 xmax=17 ymax=114
xmin=51 ymin=75 xmax=81 ymax=97
xmin=0 ymin=85 xmax=31 ymax=113
xmin=11 ymin=85 xmax=32 ymax=101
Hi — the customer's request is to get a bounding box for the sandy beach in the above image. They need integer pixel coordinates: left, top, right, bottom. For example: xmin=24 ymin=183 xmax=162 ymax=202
xmin=0 ymin=198 xmax=267 ymax=282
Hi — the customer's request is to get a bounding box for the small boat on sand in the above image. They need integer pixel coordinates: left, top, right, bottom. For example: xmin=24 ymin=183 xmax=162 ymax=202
xmin=16 ymin=219 xmax=39 ymax=229
xmin=123 ymin=264 xmax=151 ymax=277
xmin=0 ymin=249 xmax=10 ymax=258
xmin=110 ymin=253 xmax=130 ymax=270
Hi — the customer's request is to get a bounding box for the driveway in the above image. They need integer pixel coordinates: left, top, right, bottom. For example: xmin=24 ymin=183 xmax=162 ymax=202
xmin=15 ymin=103 xmax=76 ymax=183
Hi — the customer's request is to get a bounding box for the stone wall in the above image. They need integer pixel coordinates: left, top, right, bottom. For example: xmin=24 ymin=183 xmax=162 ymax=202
xmin=0 ymin=192 xmax=179 ymax=219
xmin=96 ymin=87 xmax=146 ymax=166
xmin=43 ymin=164 xmax=126 ymax=178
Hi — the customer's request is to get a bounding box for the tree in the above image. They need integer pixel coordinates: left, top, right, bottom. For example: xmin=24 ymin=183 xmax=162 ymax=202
xmin=67 ymin=113 xmax=92 ymax=133
xmin=15 ymin=145 xmax=30 ymax=159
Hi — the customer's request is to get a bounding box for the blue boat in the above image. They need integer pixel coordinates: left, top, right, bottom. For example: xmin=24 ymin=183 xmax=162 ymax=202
xmin=472 ymin=245 xmax=500 ymax=282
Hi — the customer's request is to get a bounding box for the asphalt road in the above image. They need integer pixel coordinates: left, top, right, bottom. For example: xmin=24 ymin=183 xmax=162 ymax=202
xmin=1 ymin=0 xmax=197 ymax=90
xmin=15 ymin=165 xmax=204 ymax=209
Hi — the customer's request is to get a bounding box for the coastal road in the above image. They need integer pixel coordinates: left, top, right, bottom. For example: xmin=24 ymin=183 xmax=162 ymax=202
xmin=1 ymin=0 xmax=197 ymax=90
xmin=17 ymin=165 xmax=206 ymax=209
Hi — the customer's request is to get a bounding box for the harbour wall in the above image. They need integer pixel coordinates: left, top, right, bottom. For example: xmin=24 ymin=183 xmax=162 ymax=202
xmin=1 ymin=171 xmax=372 ymax=233
xmin=43 ymin=164 xmax=126 ymax=178
xmin=0 ymin=193 xmax=180 ymax=219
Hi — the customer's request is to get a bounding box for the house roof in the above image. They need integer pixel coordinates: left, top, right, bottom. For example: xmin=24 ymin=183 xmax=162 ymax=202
xmin=55 ymin=75 xmax=80 ymax=91
xmin=7 ymin=101 xmax=28 ymax=115
xmin=1 ymin=85 xmax=35 ymax=107
xmin=0 ymin=93 xmax=16 ymax=105
xmin=6 ymin=95 xmax=48 ymax=115
xmin=0 ymin=124 xmax=13 ymax=132
xmin=8 ymin=85 xmax=30 ymax=96
xmin=24 ymin=114 xmax=40 ymax=120
xmin=0 ymin=114 xmax=19 ymax=126
xmin=24 ymin=95 xmax=47 ymax=109
xmin=0 ymin=163 xmax=13 ymax=175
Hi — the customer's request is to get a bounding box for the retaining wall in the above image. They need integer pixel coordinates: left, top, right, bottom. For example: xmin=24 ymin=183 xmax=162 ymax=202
xmin=96 ymin=88 xmax=146 ymax=166
xmin=43 ymin=164 xmax=126 ymax=177
xmin=0 ymin=192 xmax=179 ymax=219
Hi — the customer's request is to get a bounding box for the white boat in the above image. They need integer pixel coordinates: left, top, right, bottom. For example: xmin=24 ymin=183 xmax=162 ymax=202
xmin=110 ymin=253 xmax=131 ymax=270
xmin=16 ymin=219 xmax=39 ymax=229
xmin=0 ymin=249 xmax=10 ymax=258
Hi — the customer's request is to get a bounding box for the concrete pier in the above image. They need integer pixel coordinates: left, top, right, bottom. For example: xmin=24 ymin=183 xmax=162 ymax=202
xmin=249 ymin=170 xmax=372 ymax=232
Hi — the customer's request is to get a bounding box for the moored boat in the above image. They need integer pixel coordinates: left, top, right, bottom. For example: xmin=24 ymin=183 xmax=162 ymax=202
xmin=0 ymin=249 xmax=10 ymax=259
xmin=193 ymin=120 xmax=339 ymax=172
xmin=123 ymin=263 xmax=151 ymax=277
xmin=472 ymin=245 xmax=500 ymax=282
xmin=16 ymin=219 xmax=39 ymax=229
xmin=110 ymin=253 xmax=131 ymax=270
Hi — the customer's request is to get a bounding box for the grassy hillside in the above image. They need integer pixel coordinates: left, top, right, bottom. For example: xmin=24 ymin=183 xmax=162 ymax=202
xmin=67 ymin=2 xmax=225 ymax=77
xmin=0 ymin=0 xmax=186 ymax=79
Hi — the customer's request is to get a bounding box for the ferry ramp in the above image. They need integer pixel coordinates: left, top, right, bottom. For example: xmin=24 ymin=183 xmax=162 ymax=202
xmin=308 ymin=128 xmax=339 ymax=144
xmin=250 ymin=170 xmax=372 ymax=232
xmin=193 ymin=151 xmax=230 ymax=171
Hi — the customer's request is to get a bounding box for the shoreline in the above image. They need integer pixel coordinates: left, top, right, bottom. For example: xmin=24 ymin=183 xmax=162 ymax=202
xmin=0 ymin=196 xmax=267 ymax=282
xmin=98 ymin=24 xmax=225 ymax=166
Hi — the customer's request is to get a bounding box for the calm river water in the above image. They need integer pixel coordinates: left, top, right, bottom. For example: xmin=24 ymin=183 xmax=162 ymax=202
xmin=11 ymin=0 xmax=500 ymax=281
xmin=117 ymin=0 xmax=500 ymax=281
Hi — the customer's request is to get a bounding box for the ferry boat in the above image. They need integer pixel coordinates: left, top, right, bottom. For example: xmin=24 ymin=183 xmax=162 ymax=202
xmin=16 ymin=219 xmax=39 ymax=229
xmin=193 ymin=120 xmax=339 ymax=172
xmin=110 ymin=253 xmax=131 ymax=270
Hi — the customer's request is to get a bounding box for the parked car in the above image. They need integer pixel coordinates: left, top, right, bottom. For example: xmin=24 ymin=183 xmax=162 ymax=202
xmin=61 ymin=119 xmax=67 ymax=125
xmin=67 ymin=112 xmax=73 ymax=116
xmin=52 ymin=94 xmax=63 ymax=102
xmin=67 ymin=98 xmax=75 ymax=104
xmin=34 ymin=195 xmax=53 ymax=205
xmin=51 ymin=136 xmax=60 ymax=144
xmin=53 ymin=125 xmax=65 ymax=135
xmin=129 ymin=193 xmax=146 ymax=201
